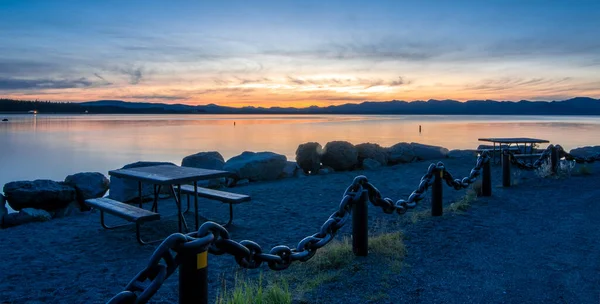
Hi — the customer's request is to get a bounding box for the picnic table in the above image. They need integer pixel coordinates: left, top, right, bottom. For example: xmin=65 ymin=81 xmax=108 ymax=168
xmin=478 ymin=137 xmax=550 ymax=164
xmin=108 ymin=165 xmax=231 ymax=233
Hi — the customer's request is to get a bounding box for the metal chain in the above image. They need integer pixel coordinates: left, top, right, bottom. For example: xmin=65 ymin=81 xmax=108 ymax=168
xmin=107 ymin=176 xmax=366 ymax=303
xmin=556 ymin=145 xmax=600 ymax=163
xmin=442 ymin=151 xmax=490 ymax=190
xmin=202 ymin=175 xmax=365 ymax=271
xmin=508 ymin=144 xmax=553 ymax=170
xmin=363 ymin=162 xmax=441 ymax=215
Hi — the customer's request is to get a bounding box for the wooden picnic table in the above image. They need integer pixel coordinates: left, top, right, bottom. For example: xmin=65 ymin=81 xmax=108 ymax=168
xmin=109 ymin=165 xmax=231 ymax=233
xmin=478 ymin=137 xmax=550 ymax=164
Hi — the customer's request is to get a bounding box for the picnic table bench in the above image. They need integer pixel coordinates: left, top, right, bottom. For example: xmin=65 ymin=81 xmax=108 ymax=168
xmin=180 ymin=185 xmax=251 ymax=227
xmin=85 ymin=197 xmax=160 ymax=245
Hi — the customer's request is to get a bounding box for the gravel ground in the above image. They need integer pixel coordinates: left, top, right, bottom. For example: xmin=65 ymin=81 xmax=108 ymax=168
xmin=0 ymin=156 xmax=598 ymax=303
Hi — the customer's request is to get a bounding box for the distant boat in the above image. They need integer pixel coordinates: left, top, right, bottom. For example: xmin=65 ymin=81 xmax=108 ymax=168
xmin=28 ymin=110 xmax=38 ymax=114
xmin=1 ymin=118 xmax=8 ymax=122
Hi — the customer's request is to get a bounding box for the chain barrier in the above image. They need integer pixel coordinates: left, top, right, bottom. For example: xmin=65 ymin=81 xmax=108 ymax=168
xmin=362 ymin=162 xmax=439 ymax=215
xmin=507 ymin=144 xmax=554 ymax=170
xmin=442 ymin=152 xmax=490 ymax=190
xmin=363 ymin=151 xmax=490 ymax=213
xmin=107 ymin=176 xmax=367 ymax=304
xmin=556 ymin=145 xmax=600 ymax=163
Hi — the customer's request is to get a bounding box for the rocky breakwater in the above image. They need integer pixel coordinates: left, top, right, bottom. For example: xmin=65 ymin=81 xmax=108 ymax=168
xmin=223 ymin=151 xmax=288 ymax=185
xmin=1 ymin=173 xmax=109 ymax=228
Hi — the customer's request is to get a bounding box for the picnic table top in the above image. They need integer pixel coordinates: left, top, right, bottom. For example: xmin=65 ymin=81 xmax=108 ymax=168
xmin=108 ymin=164 xmax=232 ymax=185
xmin=478 ymin=137 xmax=549 ymax=144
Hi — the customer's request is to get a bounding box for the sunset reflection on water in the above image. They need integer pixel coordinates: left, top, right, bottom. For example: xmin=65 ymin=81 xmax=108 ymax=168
xmin=1 ymin=114 xmax=599 ymax=187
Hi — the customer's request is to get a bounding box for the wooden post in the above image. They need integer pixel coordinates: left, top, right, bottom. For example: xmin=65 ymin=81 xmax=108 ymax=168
xmin=179 ymin=248 xmax=208 ymax=304
xmin=551 ymin=145 xmax=559 ymax=174
xmin=431 ymin=168 xmax=443 ymax=216
xmin=482 ymin=159 xmax=492 ymax=196
xmin=502 ymin=150 xmax=511 ymax=187
xmin=352 ymin=190 xmax=368 ymax=256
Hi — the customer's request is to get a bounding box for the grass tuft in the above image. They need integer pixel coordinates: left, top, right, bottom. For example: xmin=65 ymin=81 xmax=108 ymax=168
xmin=447 ymin=188 xmax=477 ymax=213
xmin=306 ymin=237 xmax=353 ymax=271
xmin=216 ymin=274 xmax=292 ymax=304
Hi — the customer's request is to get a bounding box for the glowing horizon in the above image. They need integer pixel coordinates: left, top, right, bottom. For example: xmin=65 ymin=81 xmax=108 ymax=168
xmin=1 ymin=1 xmax=600 ymax=107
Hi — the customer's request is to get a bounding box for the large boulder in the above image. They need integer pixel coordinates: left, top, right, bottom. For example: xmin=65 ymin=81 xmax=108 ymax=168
xmin=280 ymin=161 xmax=299 ymax=178
xmin=321 ymin=141 xmax=358 ymax=171
xmin=3 ymin=180 xmax=76 ymax=211
xmin=64 ymin=172 xmax=109 ymax=203
xmin=410 ymin=143 xmax=449 ymax=160
xmin=356 ymin=143 xmax=388 ymax=166
xmin=224 ymin=152 xmax=287 ymax=181
xmin=109 ymin=161 xmax=176 ymax=203
xmin=181 ymin=151 xmax=225 ymax=170
xmin=0 ymin=194 xmax=6 ymax=228
xmin=569 ymin=146 xmax=600 ymax=158
xmin=387 ymin=142 xmax=416 ymax=164
xmin=295 ymin=142 xmax=323 ymax=175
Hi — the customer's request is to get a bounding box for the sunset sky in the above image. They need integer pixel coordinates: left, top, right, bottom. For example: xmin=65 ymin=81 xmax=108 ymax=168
xmin=1 ymin=0 xmax=599 ymax=107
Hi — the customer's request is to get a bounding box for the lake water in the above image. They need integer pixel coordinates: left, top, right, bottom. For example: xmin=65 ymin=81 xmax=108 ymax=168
xmin=1 ymin=114 xmax=600 ymax=189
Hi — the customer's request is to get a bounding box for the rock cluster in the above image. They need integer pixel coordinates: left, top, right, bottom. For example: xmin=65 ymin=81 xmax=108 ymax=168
xmin=1 ymin=172 xmax=109 ymax=229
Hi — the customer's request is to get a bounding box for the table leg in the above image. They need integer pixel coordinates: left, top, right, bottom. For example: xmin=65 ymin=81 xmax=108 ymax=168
xmin=152 ymin=185 xmax=160 ymax=212
xmin=194 ymin=181 xmax=199 ymax=231
xmin=170 ymin=184 xmax=189 ymax=233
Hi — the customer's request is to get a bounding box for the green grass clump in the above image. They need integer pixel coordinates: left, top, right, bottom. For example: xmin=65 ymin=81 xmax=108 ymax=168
xmin=216 ymin=274 xmax=292 ymax=304
xmin=447 ymin=188 xmax=477 ymax=213
xmin=306 ymin=237 xmax=354 ymax=271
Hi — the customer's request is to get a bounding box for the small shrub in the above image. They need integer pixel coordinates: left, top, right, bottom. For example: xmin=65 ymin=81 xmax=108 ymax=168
xmin=535 ymin=161 xmax=553 ymax=178
xmin=557 ymin=160 xmax=575 ymax=178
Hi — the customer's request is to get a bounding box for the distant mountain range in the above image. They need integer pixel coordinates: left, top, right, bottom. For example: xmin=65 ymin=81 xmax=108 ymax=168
xmin=2 ymin=97 xmax=600 ymax=115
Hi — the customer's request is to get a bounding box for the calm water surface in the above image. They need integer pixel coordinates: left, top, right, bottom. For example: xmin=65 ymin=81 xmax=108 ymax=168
xmin=1 ymin=114 xmax=600 ymax=188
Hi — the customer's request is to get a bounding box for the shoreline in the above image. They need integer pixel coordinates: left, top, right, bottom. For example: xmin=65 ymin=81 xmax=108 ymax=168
xmin=1 ymin=155 xmax=598 ymax=303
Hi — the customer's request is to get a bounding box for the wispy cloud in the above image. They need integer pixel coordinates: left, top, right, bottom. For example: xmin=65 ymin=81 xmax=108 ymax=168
xmin=0 ymin=77 xmax=95 ymax=90
xmin=116 ymin=94 xmax=188 ymax=101
xmin=117 ymin=66 xmax=145 ymax=85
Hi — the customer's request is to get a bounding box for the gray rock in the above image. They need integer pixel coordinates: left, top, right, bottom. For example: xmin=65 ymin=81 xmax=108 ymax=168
xmin=321 ymin=141 xmax=358 ymax=171
xmin=410 ymin=142 xmax=449 ymax=160
xmin=569 ymin=146 xmax=600 ymax=158
xmin=0 ymin=194 xmax=6 ymax=228
xmin=280 ymin=161 xmax=299 ymax=178
xmin=387 ymin=142 xmax=416 ymax=164
xmin=362 ymin=158 xmax=382 ymax=170
xmin=21 ymin=208 xmax=52 ymax=222
xmin=356 ymin=143 xmax=388 ymax=166
xmin=3 ymin=208 xmax=52 ymax=227
xmin=109 ymin=161 xmax=176 ymax=203
xmin=448 ymin=149 xmax=477 ymax=159
xmin=181 ymin=151 xmax=225 ymax=170
xmin=224 ymin=152 xmax=287 ymax=181
xmin=64 ymin=172 xmax=109 ymax=205
xmin=295 ymin=142 xmax=323 ymax=175
xmin=3 ymin=180 xmax=76 ymax=211
xmin=52 ymin=201 xmax=81 ymax=218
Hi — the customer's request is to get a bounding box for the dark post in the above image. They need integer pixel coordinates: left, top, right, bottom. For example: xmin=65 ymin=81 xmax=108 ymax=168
xmin=352 ymin=190 xmax=368 ymax=256
xmin=179 ymin=247 xmax=208 ymax=304
xmin=482 ymin=159 xmax=492 ymax=196
xmin=502 ymin=150 xmax=511 ymax=187
xmin=551 ymin=145 xmax=559 ymax=174
xmin=431 ymin=168 xmax=443 ymax=216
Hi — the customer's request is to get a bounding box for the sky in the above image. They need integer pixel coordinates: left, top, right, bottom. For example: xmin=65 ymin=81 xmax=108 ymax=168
xmin=1 ymin=0 xmax=599 ymax=107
